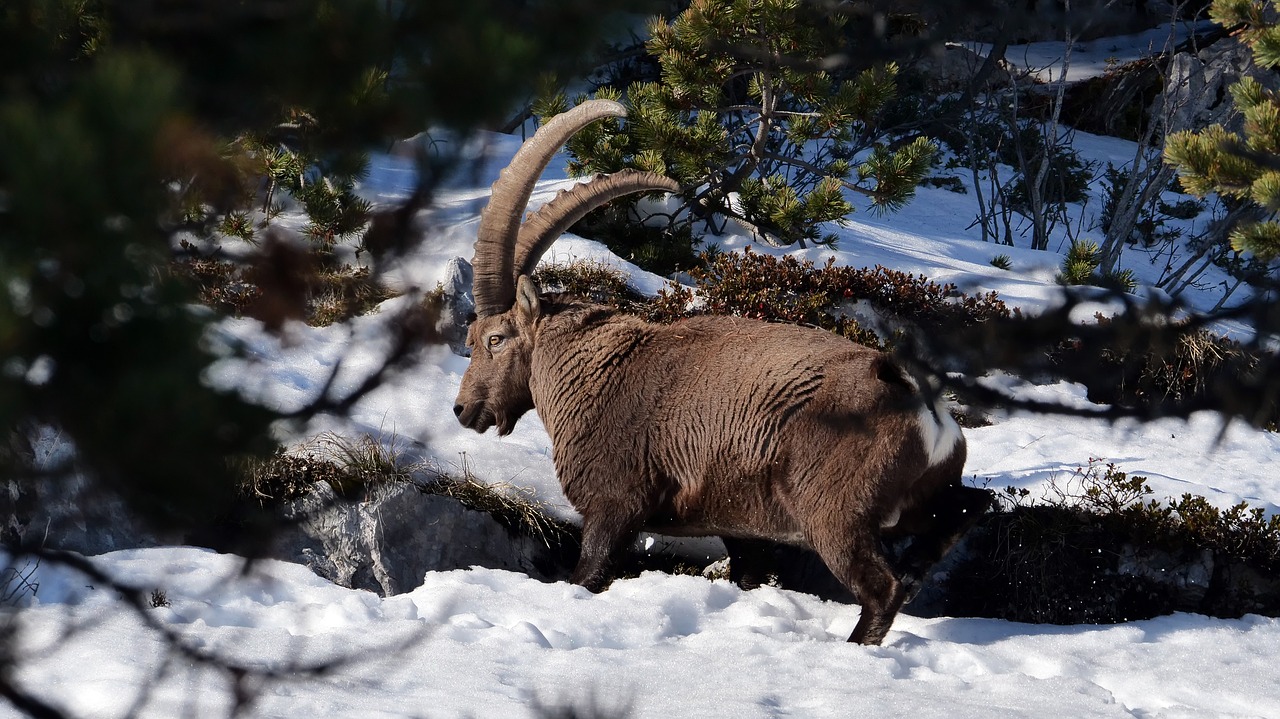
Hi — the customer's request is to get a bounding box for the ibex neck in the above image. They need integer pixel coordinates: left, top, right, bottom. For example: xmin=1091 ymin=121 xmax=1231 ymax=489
xmin=529 ymin=303 xmax=656 ymax=419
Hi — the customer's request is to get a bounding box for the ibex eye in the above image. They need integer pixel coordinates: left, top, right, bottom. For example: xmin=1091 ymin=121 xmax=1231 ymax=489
xmin=487 ymin=334 xmax=503 ymax=348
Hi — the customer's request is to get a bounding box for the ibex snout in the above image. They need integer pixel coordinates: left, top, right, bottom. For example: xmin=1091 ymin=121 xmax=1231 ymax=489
xmin=452 ymin=395 xmax=493 ymax=434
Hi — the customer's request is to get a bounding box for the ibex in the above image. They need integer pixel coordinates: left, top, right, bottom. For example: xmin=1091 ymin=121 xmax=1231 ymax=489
xmin=453 ymin=100 xmax=991 ymax=645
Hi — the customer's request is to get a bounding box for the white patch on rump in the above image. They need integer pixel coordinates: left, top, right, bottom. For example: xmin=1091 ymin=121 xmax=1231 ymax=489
xmin=880 ymin=507 xmax=901 ymax=529
xmin=917 ymin=403 xmax=963 ymax=467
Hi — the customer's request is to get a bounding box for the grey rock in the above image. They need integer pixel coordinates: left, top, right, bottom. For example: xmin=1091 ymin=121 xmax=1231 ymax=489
xmin=269 ymin=480 xmax=567 ymax=596
xmin=911 ymin=43 xmax=1011 ymax=94
xmin=438 ymin=256 xmax=475 ymax=357
xmin=2 ymin=427 xmax=163 ymax=555
xmin=1160 ymin=37 xmax=1280 ymax=138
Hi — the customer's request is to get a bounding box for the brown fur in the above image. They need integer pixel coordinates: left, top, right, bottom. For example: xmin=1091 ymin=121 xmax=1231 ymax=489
xmin=455 ymin=278 xmax=987 ymax=645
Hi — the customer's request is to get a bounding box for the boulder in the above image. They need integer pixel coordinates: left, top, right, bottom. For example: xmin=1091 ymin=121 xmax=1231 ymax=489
xmin=268 ymin=480 xmax=570 ymax=596
xmin=910 ymin=42 xmax=1012 ymax=94
xmin=1161 ymin=36 xmax=1280 ymax=138
xmin=2 ymin=427 xmax=163 ymax=556
xmin=438 ymin=256 xmax=475 ymax=357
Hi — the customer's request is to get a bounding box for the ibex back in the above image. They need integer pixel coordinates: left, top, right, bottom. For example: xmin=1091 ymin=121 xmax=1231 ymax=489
xmin=453 ymin=100 xmax=991 ymax=645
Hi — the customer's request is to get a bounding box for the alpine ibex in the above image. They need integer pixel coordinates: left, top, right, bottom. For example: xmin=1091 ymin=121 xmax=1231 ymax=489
xmin=453 ymin=100 xmax=991 ymax=645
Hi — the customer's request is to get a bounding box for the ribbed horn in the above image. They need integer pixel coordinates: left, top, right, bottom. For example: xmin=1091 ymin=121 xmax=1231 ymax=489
xmin=471 ymin=99 xmax=628 ymax=317
xmin=514 ymin=170 xmax=681 ymax=279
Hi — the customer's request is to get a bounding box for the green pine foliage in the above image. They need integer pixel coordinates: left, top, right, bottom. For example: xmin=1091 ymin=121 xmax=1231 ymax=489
xmin=1 ymin=0 xmax=629 ymax=535
xmin=548 ymin=0 xmax=937 ymax=252
xmin=1165 ymin=0 xmax=1280 ymax=260
xmin=1057 ymin=239 xmax=1137 ymax=293
xmin=1059 ymin=239 xmax=1104 ymax=286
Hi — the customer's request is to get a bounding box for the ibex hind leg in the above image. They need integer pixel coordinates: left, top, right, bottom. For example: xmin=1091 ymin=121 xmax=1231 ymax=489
xmin=722 ymin=537 xmax=775 ymax=590
xmin=893 ymin=485 xmax=993 ymax=603
xmin=804 ymin=521 xmax=906 ymax=646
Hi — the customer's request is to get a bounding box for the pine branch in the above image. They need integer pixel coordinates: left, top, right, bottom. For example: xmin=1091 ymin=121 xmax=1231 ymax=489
xmin=757 ymin=151 xmax=877 ymax=198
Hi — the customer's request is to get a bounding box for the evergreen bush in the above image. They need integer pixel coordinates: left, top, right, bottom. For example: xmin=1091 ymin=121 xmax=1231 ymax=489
xmin=647 ymin=247 xmax=1011 ymax=346
xmin=1057 ymin=239 xmax=1138 ymax=292
xmin=1165 ymin=0 xmax=1280 ymax=260
xmin=544 ymin=0 xmax=937 ymax=266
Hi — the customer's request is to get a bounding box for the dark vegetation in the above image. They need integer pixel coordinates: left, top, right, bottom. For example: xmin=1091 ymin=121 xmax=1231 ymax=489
xmin=946 ymin=461 xmax=1280 ymax=624
xmin=174 ymin=249 xmax=399 ymax=327
xmin=0 ymin=0 xmax=639 ymax=714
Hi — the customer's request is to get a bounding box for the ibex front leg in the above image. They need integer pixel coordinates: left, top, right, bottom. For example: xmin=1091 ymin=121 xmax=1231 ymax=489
xmin=570 ymin=498 xmax=647 ymax=593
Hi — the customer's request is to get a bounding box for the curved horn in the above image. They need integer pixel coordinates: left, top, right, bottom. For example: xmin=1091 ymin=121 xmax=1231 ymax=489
xmin=472 ymin=99 xmax=628 ymax=317
xmin=514 ymin=170 xmax=681 ymax=278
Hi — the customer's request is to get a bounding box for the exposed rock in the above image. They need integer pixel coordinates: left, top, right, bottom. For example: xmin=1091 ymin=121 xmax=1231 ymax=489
xmin=935 ymin=508 xmax=1280 ymax=624
xmin=1160 ymin=36 xmax=1280 ymax=138
xmin=438 ymin=256 xmax=475 ymax=357
xmin=1058 ymin=28 xmax=1268 ymax=142
xmin=2 ymin=474 xmax=163 ymax=556
xmin=910 ymin=42 xmax=1012 ymax=94
xmin=2 ymin=428 xmax=163 ymax=556
xmin=1062 ymin=57 xmax=1164 ymax=141
xmin=268 ymin=480 xmax=569 ymax=596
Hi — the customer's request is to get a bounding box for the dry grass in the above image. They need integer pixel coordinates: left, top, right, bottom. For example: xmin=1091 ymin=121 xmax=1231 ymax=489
xmin=234 ymin=437 xmax=575 ymax=551
xmin=234 ymin=432 xmax=421 ymax=504
xmin=532 ymin=260 xmax=639 ymax=306
xmin=418 ymin=452 xmax=575 ymax=550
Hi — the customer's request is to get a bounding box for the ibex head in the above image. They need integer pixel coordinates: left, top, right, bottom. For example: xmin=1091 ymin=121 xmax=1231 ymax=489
xmin=453 ymin=100 xmax=680 ymax=435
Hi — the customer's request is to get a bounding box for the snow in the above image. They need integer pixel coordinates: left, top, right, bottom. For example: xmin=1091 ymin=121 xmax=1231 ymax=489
xmin=6 ymin=38 xmax=1280 ymax=717
xmin=7 ymin=548 xmax=1280 ymax=718
xmin=970 ymin=20 xmax=1215 ymax=84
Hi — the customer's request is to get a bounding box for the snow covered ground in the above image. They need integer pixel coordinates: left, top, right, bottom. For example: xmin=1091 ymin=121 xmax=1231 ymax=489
xmin=5 ymin=54 xmax=1280 ymax=718
xmin=971 ymin=20 xmax=1214 ymax=83
xmin=7 ymin=547 xmax=1280 ymax=718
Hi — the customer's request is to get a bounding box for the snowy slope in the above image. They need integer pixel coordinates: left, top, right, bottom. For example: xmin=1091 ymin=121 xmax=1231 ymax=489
xmin=7 ymin=547 xmax=1279 ymax=718
xmin=5 ymin=78 xmax=1280 ymax=717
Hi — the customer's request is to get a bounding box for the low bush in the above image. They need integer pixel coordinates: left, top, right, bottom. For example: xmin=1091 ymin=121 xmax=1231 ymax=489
xmin=945 ymin=460 xmax=1280 ymax=624
xmin=648 ymin=248 xmax=1011 ymax=348
xmin=1057 ymin=238 xmax=1137 ymax=292
xmin=174 ymin=248 xmax=397 ymax=327
xmin=235 ymin=433 xmax=419 ymax=505
xmin=533 ymin=260 xmax=641 ymax=306
xmin=420 ymin=453 xmax=575 ymax=551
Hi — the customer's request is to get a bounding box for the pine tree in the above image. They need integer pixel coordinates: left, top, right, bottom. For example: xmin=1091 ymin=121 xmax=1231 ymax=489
xmin=0 ymin=0 xmax=627 ymax=533
xmin=1165 ymin=0 xmax=1280 ymax=260
xmin=548 ymin=0 xmax=936 ymax=249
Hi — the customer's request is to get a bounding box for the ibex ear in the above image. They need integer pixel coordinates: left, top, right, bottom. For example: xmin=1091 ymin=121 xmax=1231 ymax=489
xmin=515 ymin=274 xmax=541 ymax=324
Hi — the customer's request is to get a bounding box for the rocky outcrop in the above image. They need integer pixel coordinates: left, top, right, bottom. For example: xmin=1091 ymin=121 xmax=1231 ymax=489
xmin=438 ymin=257 xmax=475 ymax=357
xmin=1161 ymin=35 xmax=1280 ymax=138
xmin=910 ymin=43 xmax=1013 ymax=94
xmin=268 ymin=481 xmax=570 ymax=596
xmin=2 ymin=428 xmax=164 ymax=556
xmin=935 ymin=507 xmax=1280 ymax=624
xmin=1062 ymin=30 xmax=1270 ymax=142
